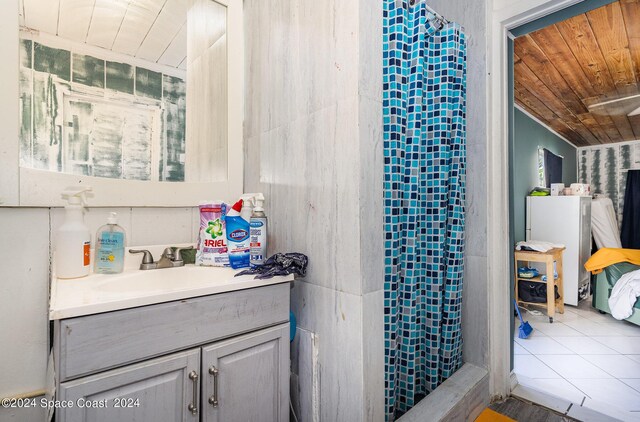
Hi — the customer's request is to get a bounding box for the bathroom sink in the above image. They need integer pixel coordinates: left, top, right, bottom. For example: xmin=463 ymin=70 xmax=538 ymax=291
xmin=50 ymin=261 xmax=293 ymax=320
xmin=91 ymin=265 xmax=242 ymax=294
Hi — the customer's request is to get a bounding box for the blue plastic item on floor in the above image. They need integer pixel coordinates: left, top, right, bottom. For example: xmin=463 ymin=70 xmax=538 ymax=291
xmin=290 ymin=311 xmax=296 ymax=342
xmin=514 ymin=299 xmax=533 ymax=339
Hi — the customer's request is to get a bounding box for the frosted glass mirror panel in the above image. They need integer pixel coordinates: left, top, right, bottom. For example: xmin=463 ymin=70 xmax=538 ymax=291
xmin=186 ymin=0 xmax=228 ymax=182
xmin=18 ymin=0 xmax=228 ymax=183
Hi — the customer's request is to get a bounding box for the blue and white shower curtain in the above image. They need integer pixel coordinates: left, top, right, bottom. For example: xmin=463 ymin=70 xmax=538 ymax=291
xmin=383 ymin=1 xmax=467 ymax=419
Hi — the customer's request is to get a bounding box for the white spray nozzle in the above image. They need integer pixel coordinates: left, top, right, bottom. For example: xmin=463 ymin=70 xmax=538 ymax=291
xmin=108 ymin=212 xmax=118 ymax=224
xmin=252 ymin=193 xmax=265 ymax=211
xmin=239 ymin=194 xmax=255 ymax=205
xmin=240 ymin=193 xmax=265 ymax=211
xmin=61 ymin=186 xmax=93 ymax=207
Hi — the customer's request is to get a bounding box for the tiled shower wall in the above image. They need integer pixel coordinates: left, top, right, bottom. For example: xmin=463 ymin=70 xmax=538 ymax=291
xmin=424 ymin=0 xmax=490 ymax=371
xmin=243 ymin=0 xmax=383 ymax=419
xmin=578 ymin=140 xmax=640 ymax=227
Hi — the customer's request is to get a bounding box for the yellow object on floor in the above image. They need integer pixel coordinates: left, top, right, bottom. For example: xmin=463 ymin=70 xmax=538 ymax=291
xmin=475 ymin=408 xmax=516 ymax=422
xmin=584 ymin=248 xmax=640 ymax=274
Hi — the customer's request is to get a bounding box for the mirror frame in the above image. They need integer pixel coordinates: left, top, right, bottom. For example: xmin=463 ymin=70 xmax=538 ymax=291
xmin=0 ymin=0 xmax=243 ymax=207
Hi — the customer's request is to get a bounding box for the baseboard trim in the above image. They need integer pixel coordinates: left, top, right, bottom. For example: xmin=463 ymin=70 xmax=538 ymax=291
xmin=0 ymin=389 xmax=46 ymax=400
xmin=512 ymin=382 xmax=627 ymax=422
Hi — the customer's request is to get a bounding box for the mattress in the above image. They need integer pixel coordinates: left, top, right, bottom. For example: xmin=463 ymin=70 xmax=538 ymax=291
xmin=591 ymin=197 xmax=622 ymax=249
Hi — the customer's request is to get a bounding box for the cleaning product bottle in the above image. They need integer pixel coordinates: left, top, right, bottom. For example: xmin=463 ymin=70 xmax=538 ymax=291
xmin=56 ymin=187 xmax=92 ymax=279
xmin=239 ymin=194 xmax=255 ymax=222
xmin=249 ymin=193 xmax=268 ymax=267
xmin=226 ymin=199 xmax=251 ymax=269
xmin=94 ymin=212 xmax=126 ymax=274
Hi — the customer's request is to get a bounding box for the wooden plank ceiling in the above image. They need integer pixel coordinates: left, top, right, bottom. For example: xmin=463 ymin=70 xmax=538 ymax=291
xmin=514 ymin=0 xmax=640 ymax=146
xmin=20 ymin=0 xmax=187 ymax=69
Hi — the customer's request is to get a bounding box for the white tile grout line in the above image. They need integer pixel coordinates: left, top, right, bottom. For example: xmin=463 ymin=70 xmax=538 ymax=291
xmin=531 ymin=354 xmax=594 ymax=400
xmin=621 ymin=378 xmax=640 ymax=395
xmin=562 ymin=378 xmax=592 ymax=402
xmin=516 ymin=348 xmax=640 ymax=406
xmin=575 ymin=354 xmax=635 ymax=380
xmin=523 ymin=353 xmax=567 ymax=381
xmin=514 ymin=299 xmax=640 ymax=416
xmin=515 ymin=331 xmax=574 ymax=355
xmin=514 ymin=342 xmax=640 ymax=406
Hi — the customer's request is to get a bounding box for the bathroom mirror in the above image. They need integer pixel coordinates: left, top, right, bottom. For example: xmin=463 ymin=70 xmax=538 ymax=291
xmin=0 ymin=0 xmax=243 ymax=206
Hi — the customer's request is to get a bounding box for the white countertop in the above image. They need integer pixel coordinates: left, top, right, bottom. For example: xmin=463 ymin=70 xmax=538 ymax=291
xmin=50 ymin=245 xmax=293 ymax=320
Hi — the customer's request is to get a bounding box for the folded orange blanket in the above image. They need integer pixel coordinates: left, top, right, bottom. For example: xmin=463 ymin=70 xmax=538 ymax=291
xmin=584 ymin=248 xmax=640 ymax=274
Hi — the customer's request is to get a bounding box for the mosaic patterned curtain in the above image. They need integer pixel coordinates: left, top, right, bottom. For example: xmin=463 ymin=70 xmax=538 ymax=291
xmin=383 ymin=1 xmax=467 ymax=419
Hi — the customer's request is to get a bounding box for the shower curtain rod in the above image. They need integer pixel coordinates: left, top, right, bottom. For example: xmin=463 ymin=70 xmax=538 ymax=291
xmin=424 ymin=3 xmax=450 ymax=24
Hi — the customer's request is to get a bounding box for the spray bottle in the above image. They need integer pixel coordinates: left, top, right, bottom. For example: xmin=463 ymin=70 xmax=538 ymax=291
xmin=226 ymin=199 xmax=251 ymax=269
xmin=249 ymin=193 xmax=268 ymax=267
xmin=239 ymin=194 xmax=255 ymax=222
xmin=56 ymin=186 xmax=92 ymax=279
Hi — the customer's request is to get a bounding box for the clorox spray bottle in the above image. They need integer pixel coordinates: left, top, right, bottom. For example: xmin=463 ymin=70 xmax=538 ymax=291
xmin=249 ymin=193 xmax=268 ymax=267
xmin=226 ymin=199 xmax=251 ymax=269
xmin=56 ymin=186 xmax=93 ymax=279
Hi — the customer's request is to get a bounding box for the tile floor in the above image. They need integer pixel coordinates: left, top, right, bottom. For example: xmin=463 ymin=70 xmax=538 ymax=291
xmin=513 ymin=298 xmax=640 ymax=421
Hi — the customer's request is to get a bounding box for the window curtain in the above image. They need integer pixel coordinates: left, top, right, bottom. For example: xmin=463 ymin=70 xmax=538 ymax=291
xmin=542 ymin=148 xmax=563 ymax=188
xmin=383 ymin=1 xmax=467 ymax=420
xmin=621 ymin=170 xmax=640 ymax=249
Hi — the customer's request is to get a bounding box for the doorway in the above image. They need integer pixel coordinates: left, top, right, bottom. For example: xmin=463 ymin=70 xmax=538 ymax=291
xmin=506 ymin=1 xmax=640 ymax=419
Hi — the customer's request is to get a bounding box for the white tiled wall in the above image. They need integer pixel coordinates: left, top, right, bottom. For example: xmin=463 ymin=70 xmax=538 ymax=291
xmin=129 ymin=208 xmax=195 ymax=246
xmin=0 ymin=208 xmax=49 ymax=399
xmin=49 ymin=207 xmax=198 ymax=248
xmin=0 ymin=206 xmax=198 ymax=399
xmin=243 ymin=0 xmax=383 ymax=419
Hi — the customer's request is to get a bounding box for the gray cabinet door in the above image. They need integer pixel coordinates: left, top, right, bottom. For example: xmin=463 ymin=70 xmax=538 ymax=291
xmin=57 ymin=348 xmax=201 ymax=422
xmin=202 ymin=324 xmax=289 ymax=422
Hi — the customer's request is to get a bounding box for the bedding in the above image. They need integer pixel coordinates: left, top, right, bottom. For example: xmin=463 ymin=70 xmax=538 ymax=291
xmin=609 ymin=268 xmax=640 ymax=320
xmin=592 ymin=262 xmax=640 ymax=326
xmin=584 ymin=248 xmax=640 ymax=274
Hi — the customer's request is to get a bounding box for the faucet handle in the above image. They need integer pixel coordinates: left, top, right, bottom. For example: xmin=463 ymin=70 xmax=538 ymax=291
xmin=129 ymin=249 xmax=158 ymax=270
xmin=129 ymin=249 xmax=154 ymax=264
xmin=162 ymin=247 xmax=175 ymax=259
xmin=173 ymin=246 xmax=194 ymax=263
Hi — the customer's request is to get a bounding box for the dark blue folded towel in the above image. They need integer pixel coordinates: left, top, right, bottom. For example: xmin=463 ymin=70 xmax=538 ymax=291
xmin=235 ymin=253 xmax=308 ymax=279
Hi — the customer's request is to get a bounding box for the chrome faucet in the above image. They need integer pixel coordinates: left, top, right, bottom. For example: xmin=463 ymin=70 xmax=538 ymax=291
xmin=156 ymin=248 xmax=176 ymax=269
xmin=130 ymin=246 xmax=194 ymax=270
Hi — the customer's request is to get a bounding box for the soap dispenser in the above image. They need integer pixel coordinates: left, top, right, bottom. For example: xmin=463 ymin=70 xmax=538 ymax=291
xmin=56 ymin=186 xmax=92 ymax=279
xmin=94 ymin=212 xmax=126 ymax=274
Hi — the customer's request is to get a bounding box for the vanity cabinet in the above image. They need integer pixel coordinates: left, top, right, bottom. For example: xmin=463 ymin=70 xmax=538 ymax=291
xmin=53 ymin=283 xmax=290 ymax=422
xmin=202 ymin=325 xmax=289 ymax=422
xmin=58 ymin=349 xmax=201 ymax=422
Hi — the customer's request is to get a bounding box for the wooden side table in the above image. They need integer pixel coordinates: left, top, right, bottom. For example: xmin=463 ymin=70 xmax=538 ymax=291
xmin=514 ymin=247 xmax=565 ymax=323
